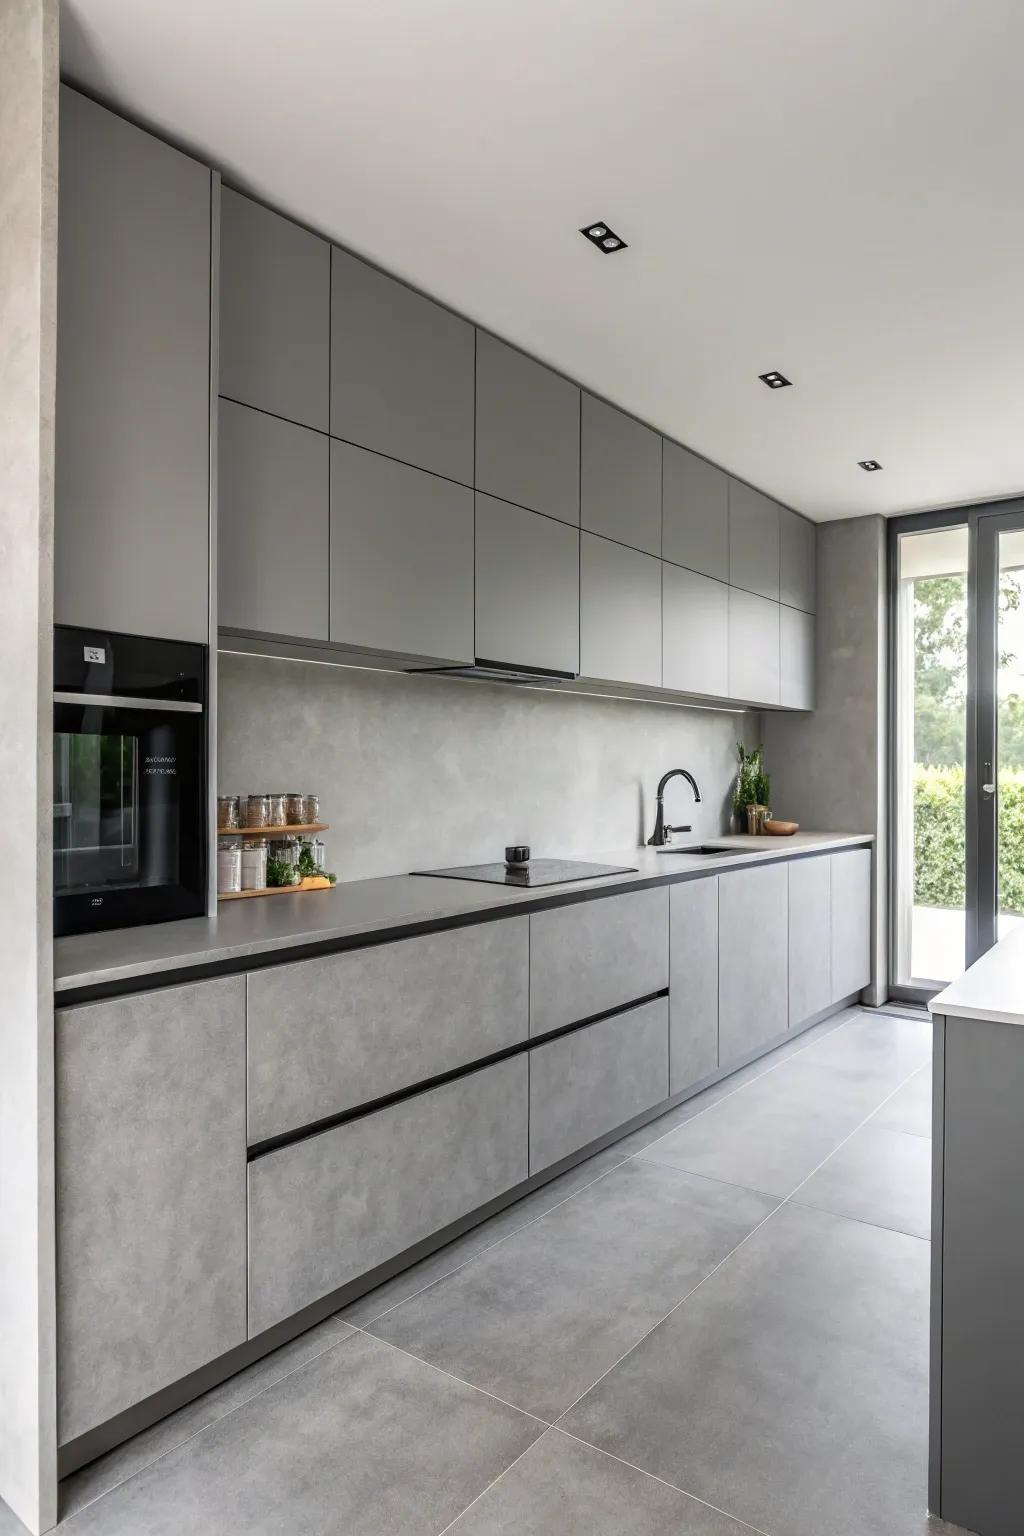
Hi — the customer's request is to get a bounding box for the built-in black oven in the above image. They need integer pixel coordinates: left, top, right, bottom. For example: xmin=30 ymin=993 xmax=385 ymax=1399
xmin=53 ymin=626 xmax=208 ymax=936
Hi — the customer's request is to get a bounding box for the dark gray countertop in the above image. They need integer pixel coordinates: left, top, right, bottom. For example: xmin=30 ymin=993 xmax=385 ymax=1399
xmin=53 ymin=832 xmax=873 ymax=997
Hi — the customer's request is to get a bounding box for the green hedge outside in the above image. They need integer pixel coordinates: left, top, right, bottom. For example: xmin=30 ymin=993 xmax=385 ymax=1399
xmin=914 ymin=764 xmax=1024 ymax=915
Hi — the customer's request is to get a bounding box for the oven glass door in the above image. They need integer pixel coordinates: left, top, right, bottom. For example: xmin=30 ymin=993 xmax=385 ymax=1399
xmin=53 ymin=698 xmax=205 ymax=934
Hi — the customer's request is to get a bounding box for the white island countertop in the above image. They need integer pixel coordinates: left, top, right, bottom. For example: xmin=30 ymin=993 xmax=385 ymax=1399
xmin=931 ymin=924 xmax=1024 ymax=1027
xmin=54 ymin=830 xmax=873 ymax=996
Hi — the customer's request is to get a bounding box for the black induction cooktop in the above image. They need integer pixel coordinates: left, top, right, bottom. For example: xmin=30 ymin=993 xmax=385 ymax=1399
xmin=412 ymin=858 xmax=637 ymax=888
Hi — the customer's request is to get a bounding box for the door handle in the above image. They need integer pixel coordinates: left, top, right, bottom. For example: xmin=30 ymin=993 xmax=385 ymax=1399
xmin=982 ymin=782 xmax=996 ymax=795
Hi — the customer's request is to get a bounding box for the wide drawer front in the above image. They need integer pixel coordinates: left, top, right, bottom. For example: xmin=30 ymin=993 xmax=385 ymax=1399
xmin=529 ymin=997 xmax=670 ymax=1173
xmin=247 ymin=1055 xmax=528 ymax=1335
xmin=246 ymin=917 xmax=529 ymax=1144
xmin=529 ymin=886 xmax=669 ymax=1035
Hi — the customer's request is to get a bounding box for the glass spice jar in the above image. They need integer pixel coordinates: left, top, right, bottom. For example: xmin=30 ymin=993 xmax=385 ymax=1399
xmin=240 ymin=841 xmax=267 ymax=891
xmin=217 ymin=794 xmax=240 ymax=830
xmin=302 ymin=794 xmax=319 ymax=825
xmin=285 ymin=793 xmax=305 ymax=825
xmin=270 ymin=836 xmax=300 ymax=867
xmin=217 ymin=840 xmax=242 ymax=894
xmin=267 ymin=794 xmax=287 ymax=828
xmin=244 ymin=794 xmax=272 ymax=830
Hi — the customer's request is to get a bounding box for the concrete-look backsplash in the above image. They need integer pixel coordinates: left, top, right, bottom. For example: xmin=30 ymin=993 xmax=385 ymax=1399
xmin=218 ymin=653 xmax=760 ymax=881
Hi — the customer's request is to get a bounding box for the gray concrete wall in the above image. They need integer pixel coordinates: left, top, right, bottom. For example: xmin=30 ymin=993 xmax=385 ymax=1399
xmin=0 ymin=0 xmax=58 ymax=1528
xmin=218 ymin=655 xmax=759 ymax=878
xmin=764 ymin=515 xmax=888 ymax=1003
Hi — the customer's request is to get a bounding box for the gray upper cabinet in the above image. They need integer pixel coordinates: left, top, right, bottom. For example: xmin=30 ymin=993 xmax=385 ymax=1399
xmin=55 ymin=88 xmax=211 ymax=644
xmin=788 ymin=855 xmax=832 ymax=1026
xmin=780 ymin=604 xmax=815 ymax=710
xmin=219 ymin=400 xmax=329 ymax=640
xmin=728 ymin=480 xmax=781 ymax=601
xmin=670 ymin=877 xmax=719 ymax=1092
xmin=662 ymin=441 xmax=729 ymax=581
xmin=219 ymin=189 xmax=330 ymax=430
xmin=56 ymin=978 xmax=247 ymax=1444
xmin=474 ymin=493 xmax=579 ymax=673
xmin=580 ymin=533 xmax=662 ymax=687
xmin=580 ymin=394 xmax=662 ymax=555
xmin=662 ymin=564 xmax=729 ymax=697
xmin=475 ymin=332 xmax=580 ymax=523
xmin=331 ymin=440 xmax=473 ymax=663
xmin=718 ymin=863 xmax=789 ymax=1065
xmin=831 ymin=848 xmax=872 ymax=1001
xmin=728 ymin=587 xmax=780 ymax=705
xmin=331 ymin=248 xmax=474 ymax=486
xmin=780 ymin=507 xmax=816 ymax=613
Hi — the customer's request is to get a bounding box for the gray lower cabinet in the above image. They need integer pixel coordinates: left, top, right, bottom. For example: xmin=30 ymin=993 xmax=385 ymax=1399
xmin=219 ymin=188 xmax=330 ymax=430
xmin=247 ymin=1056 xmax=528 ymax=1335
xmin=661 ymin=441 xmax=729 ymax=582
xmin=529 ymin=999 xmax=669 ymax=1172
xmin=780 ymin=604 xmax=815 ymax=709
xmin=580 ymin=533 xmax=662 ymax=687
xmin=662 ymin=564 xmax=729 ymax=697
xmin=780 ymin=507 xmax=816 ymax=613
xmin=787 ymin=856 xmax=832 ymax=1026
xmin=830 ymin=848 xmax=871 ymax=1001
xmin=218 ymin=400 xmax=330 ymax=639
xmin=580 ymin=394 xmax=662 ymax=555
xmin=728 ymin=481 xmax=781 ymax=601
xmin=331 ymin=248 xmax=474 ymax=486
xmin=56 ymin=88 xmax=212 ymax=644
xmin=246 ymin=918 xmax=529 ymax=1144
xmin=330 ymin=439 xmax=474 ymax=663
xmin=728 ymin=587 xmax=780 ymax=705
xmin=56 ymin=978 xmax=247 ymax=1444
xmin=718 ymin=864 xmax=789 ymax=1065
xmin=475 ymin=332 xmax=580 ymax=524
xmin=669 ymin=877 xmax=719 ymax=1092
xmin=474 ymin=493 xmax=579 ymax=673
xmin=530 ymin=887 xmax=669 ymax=1035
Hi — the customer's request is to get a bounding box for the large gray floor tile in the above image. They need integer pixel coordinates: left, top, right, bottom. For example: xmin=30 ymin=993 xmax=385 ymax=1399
xmin=563 ymin=1202 xmax=930 ymax=1536
xmin=448 ymin=1428 xmax=752 ymax=1535
xmin=801 ymin=1011 xmax=931 ymax=1084
xmin=0 ymin=1499 xmax=29 ymax=1535
xmin=639 ymin=1051 xmax=905 ymax=1198
xmin=61 ymin=1331 xmax=542 ymax=1536
xmin=794 ymin=1122 xmax=932 ymax=1238
xmin=871 ymin=1065 xmax=933 ymax=1138
xmin=369 ymin=1159 xmax=777 ymax=1421
xmin=338 ymin=1143 xmax=629 ymax=1327
xmin=61 ymin=1315 xmax=354 ymax=1517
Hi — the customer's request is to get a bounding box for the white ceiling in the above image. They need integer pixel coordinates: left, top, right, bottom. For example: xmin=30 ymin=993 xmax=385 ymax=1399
xmin=61 ymin=0 xmax=1024 ymax=522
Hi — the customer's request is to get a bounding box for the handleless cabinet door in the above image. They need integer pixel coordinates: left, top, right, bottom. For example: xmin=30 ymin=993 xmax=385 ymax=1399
xmin=219 ymin=188 xmax=330 ymax=429
xmin=530 ymin=887 xmax=669 ymax=1035
xmin=580 ymin=532 xmax=662 ymax=687
xmin=662 ymin=563 xmax=729 ymax=697
xmin=56 ymin=88 xmax=211 ymax=644
xmin=788 ymin=855 xmax=832 ymax=1026
xmin=831 ymin=847 xmax=872 ymax=1001
xmin=56 ymin=978 xmax=247 ymax=1444
xmin=219 ymin=400 xmax=329 ymax=640
xmin=718 ymin=864 xmax=789 ymax=1065
xmin=780 ymin=507 xmax=816 ymax=613
xmin=247 ymin=918 xmax=529 ymax=1144
xmin=331 ymin=440 xmax=473 ymax=663
xmin=781 ymin=604 xmax=815 ymax=709
xmin=529 ymin=999 xmax=669 ymax=1172
xmin=580 ymin=394 xmax=662 ymax=555
xmin=670 ymin=877 xmax=719 ymax=1091
xmin=728 ymin=588 xmax=781 ymax=705
xmin=475 ymin=332 xmax=580 ymax=524
xmin=728 ymin=480 xmax=781 ymax=600
xmin=331 ymin=248 xmax=474 ymax=485
xmin=474 ymin=493 xmax=579 ymax=673
xmin=662 ymin=441 xmax=729 ymax=581
xmin=248 ymin=1056 xmax=528 ymax=1335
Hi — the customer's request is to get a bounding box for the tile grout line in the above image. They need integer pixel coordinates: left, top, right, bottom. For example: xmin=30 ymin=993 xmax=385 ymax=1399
xmin=347 ymin=1326 xmax=553 ymax=1430
xmin=432 ymin=1435 xmax=545 ymax=1536
xmin=786 ymin=1193 xmax=930 ymax=1245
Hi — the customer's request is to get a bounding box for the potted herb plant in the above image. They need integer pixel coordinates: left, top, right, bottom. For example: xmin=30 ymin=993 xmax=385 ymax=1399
xmin=733 ymin=743 xmax=771 ymax=834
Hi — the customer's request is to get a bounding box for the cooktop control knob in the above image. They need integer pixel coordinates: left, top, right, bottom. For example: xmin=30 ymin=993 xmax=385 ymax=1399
xmin=505 ymin=845 xmax=530 ymax=869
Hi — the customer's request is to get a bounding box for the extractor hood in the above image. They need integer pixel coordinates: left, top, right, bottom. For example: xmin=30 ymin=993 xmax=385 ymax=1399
xmin=411 ymin=658 xmax=578 ymax=686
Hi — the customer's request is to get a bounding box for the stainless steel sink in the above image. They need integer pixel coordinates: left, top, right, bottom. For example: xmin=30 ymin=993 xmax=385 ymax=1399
xmin=656 ymin=845 xmax=761 ymax=856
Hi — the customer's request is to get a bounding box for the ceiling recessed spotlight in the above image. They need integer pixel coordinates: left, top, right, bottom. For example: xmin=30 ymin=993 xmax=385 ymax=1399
xmin=758 ymin=371 xmax=792 ymax=389
xmin=858 ymin=459 xmax=883 ymax=472
xmin=581 ymin=220 xmax=627 ymax=254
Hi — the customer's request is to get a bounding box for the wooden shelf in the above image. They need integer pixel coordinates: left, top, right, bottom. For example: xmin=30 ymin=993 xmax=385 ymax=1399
xmin=217 ymin=822 xmax=329 ymax=838
xmin=219 ymin=877 xmax=334 ymax=902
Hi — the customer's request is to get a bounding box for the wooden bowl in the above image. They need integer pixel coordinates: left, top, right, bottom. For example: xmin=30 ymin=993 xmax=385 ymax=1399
xmin=764 ymin=819 xmax=799 ymax=836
